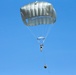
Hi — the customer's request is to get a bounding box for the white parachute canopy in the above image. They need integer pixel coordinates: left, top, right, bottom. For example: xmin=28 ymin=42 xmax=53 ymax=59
xmin=20 ymin=1 xmax=56 ymax=26
xmin=20 ymin=1 xmax=56 ymax=44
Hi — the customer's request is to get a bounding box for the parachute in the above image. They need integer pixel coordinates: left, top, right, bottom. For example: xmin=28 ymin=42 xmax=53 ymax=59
xmin=20 ymin=1 xmax=57 ymax=71
xmin=20 ymin=1 xmax=56 ymax=51
xmin=20 ymin=1 xmax=56 ymax=26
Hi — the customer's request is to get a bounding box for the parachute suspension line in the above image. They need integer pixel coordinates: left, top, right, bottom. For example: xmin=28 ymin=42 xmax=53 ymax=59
xmin=45 ymin=26 xmax=52 ymax=38
xmin=26 ymin=26 xmax=37 ymax=39
xmin=44 ymin=25 xmax=52 ymax=42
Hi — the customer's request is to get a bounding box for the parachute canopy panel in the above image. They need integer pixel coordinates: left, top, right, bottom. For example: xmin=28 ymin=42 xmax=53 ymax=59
xmin=20 ymin=1 xmax=56 ymax=26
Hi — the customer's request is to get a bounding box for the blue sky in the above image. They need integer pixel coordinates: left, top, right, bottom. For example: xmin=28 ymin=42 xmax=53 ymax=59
xmin=0 ymin=0 xmax=76 ymax=75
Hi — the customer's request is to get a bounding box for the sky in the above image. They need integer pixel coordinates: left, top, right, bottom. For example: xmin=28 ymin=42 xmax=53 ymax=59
xmin=0 ymin=0 xmax=76 ymax=75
